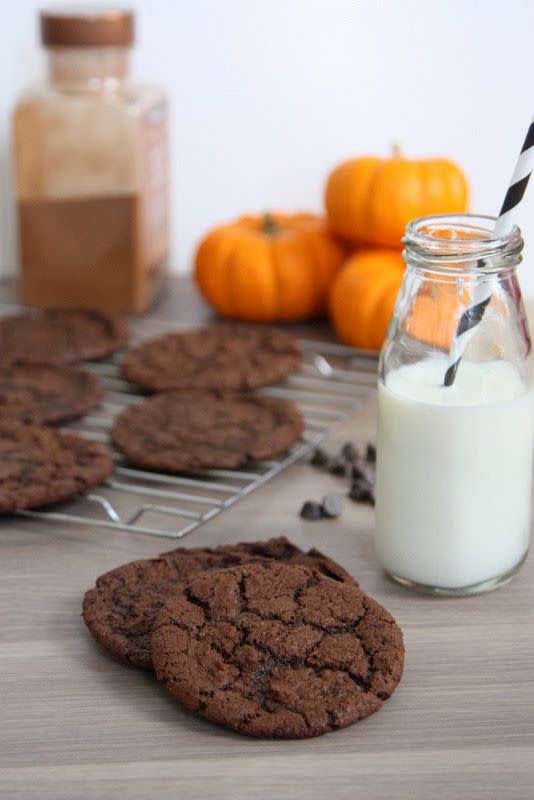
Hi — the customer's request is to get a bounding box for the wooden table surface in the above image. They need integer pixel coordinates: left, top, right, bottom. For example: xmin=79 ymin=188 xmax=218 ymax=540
xmin=1 ymin=278 xmax=533 ymax=800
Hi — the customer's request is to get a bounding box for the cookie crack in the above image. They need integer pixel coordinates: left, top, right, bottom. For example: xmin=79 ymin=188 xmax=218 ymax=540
xmin=293 ymin=572 xmax=320 ymax=607
xmin=312 ymin=662 xmax=371 ymax=693
xmin=246 ymin=638 xmax=372 ymax=696
xmin=184 ymin=587 xmax=211 ymax=619
xmin=237 ymin=574 xmax=249 ymax=613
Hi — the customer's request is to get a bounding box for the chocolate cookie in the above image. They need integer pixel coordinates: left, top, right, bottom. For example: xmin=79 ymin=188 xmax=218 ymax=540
xmin=151 ymin=562 xmax=404 ymax=738
xmin=111 ymin=390 xmax=304 ymax=471
xmin=0 ymin=423 xmax=114 ymax=512
xmin=0 ymin=308 xmax=128 ymax=365
xmin=0 ymin=390 xmax=42 ymax=424
xmin=82 ymin=536 xmax=357 ymax=670
xmin=0 ymin=361 xmax=102 ymax=425
xmin=120 ymin=323 xmax=301 ymax=392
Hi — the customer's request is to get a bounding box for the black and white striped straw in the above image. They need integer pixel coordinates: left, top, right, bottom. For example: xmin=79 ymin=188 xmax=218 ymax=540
xmin=443 ymin=114 xmax=534 ymax=387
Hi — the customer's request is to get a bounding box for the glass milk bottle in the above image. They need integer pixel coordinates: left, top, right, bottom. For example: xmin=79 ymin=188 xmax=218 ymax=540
xmin=375 ymin=214 xmax=534 ymax=595
xmin=12 ymin=6 xmax=169 ymax=313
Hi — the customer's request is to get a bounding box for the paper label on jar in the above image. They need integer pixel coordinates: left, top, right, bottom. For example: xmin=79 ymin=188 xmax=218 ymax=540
xmin=138 ymin=101 xmax=169 ymax=279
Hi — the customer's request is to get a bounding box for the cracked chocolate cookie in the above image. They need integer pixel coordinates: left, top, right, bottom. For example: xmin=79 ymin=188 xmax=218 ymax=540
xmin=120 ymin=323 xmax=302 ymax=392
xmin=151 ymin=562 xmax=404 ymax=738
xmin=0 ymin=423 xmax=114 ymax=512
xmin=0 ymin=361 xmax=102 ymax=425
xmin=110 ymin=390 xmax=304 ymax=471
xmin=82 ymin=536 xmax=356 ymax=670
xmin=0 ymin=308 xmax=128 ymax=365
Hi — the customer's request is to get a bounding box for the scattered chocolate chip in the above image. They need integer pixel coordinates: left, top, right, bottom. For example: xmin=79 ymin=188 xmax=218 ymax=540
xmin=341 ymin=442 xmax=358 ymax=463
xmin=321 ymin=493 xmax=344 ymax=518
xmin=348 ymin=478 xmax=375 ymax=505
xmin=366 ymin=443 xmax=376 ymax=464
xmin=310 ymin=447 xmax=329 ymax=467
xmin=300 ymin=500 xmax=323 ymax=520
xmin=351 ymin=462 xmax=367 ymax=481
xmin=328 ymin=456 xmax=348 ymax=476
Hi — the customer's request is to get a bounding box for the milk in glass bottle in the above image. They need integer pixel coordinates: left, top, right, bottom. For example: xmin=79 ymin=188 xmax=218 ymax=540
xmin=375 ymin=214 xmax=534 ymax=595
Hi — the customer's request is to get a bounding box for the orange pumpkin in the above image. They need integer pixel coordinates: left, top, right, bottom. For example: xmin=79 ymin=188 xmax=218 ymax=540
xmin=194 ymin=212 xmax=346 ymax=323
xmin=330 ymin=249 xmax=474 ymax=352
xmin=325 ymin=146 xmax=469 ymax=249
xmin=329 ymin=250 xmax=405 ymax=351
xmin=406 ymin=286 xmax=473 ymax=351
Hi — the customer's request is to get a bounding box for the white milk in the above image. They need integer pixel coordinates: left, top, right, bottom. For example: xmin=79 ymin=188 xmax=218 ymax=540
xmin=375 ymin=359 xmax=534 ymax=589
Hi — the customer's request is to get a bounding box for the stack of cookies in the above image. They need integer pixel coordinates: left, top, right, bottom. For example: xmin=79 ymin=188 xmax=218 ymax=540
xmin=0 ymin=308 xmax=127 ymax=512
xmin=83 ymin=536 xmax=404 ymax=739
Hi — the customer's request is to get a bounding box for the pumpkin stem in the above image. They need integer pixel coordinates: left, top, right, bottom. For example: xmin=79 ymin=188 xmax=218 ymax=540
xmin=262 ymin=212 xmax=280 ymax=236
xmin=392 ymin=142 xmax=402 ymax=158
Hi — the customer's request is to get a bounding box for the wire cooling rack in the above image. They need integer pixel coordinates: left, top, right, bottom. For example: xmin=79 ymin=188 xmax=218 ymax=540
xmin=1 ymin=307 xmax=378 ymax=540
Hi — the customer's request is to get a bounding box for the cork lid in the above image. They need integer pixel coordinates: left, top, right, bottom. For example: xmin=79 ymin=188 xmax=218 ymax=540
xmin=40 ymin=5 xmax=134 ymax=47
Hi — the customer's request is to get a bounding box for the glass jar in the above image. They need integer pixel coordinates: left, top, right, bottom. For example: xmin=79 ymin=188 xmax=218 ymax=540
xmin=12 ymin=6 xmax=169 ymax=313
xmin=375 ymin=213 xmax=534 ymax=596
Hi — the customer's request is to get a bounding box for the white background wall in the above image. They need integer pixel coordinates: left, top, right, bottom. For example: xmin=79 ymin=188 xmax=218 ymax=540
xmin=2 ymin=0 xmax=534 ymax=291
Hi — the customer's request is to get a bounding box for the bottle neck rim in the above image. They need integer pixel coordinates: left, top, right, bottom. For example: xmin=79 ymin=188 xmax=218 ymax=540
xmin=403 ymin=213 xmax=523 ymax=274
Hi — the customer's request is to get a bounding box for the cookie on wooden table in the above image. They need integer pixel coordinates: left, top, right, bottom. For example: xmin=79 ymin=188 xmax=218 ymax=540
xmin=0 ymin=423 xmax=113 ymax=512
xmin=0 ymin=308 xmax=128 ymax=365
xmin=82 ymin=536 xmax=357 ymax=671
xmin=151 ymin=562 xmax=405 ymax=738
xmin=120 ymin=323 xmax=301 ymax=392
xmin=0 ymin=361 xmax=102 ymax=425
xmin=110 ymin=390 xmax=304 ymax=472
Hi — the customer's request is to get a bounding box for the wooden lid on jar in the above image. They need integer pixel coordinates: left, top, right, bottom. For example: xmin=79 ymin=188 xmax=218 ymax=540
xmin=40 ymin=6 xmax=134 ymax=47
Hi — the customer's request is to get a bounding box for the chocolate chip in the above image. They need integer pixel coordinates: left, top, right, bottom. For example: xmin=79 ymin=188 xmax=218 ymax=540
xmin=300 ymin=500 xmax=323 ymax=520
xmin=310 ymin=447 xmax=329 ymax=467
xmin=341 ymin=442 xmax=358 ymax=463
xmin=348 ymin=478 xmax=375 ymax=505
xmin=366 ymin=443 xmax=376 ymax=464
xmin=328 ymin=456 xmax=348 ymax=476
xmin=351 ymin=462 xmax=367 ymax=481
xmin=321 ymin=493 xmax=344 ymax=518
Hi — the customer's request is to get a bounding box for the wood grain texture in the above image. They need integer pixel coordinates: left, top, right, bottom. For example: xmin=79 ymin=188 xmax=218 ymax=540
xmin=1 ymin=278 xmax=533 ymax=800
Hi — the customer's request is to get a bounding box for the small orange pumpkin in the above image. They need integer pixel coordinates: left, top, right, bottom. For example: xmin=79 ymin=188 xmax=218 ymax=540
xmin=325 ymin=146 xmax=469 ymax=249
xmin=329 ymin=250 xmax=405 ymax=351
xmin=405 ymin=290 xmax=464 ymax=351
xmin=194 ymin=212 xmax=346 ymax=323
xmin=329 ymin=249 xmax=473 ymax=352
xmin=406 ymin=226 xmax=482 ymax=349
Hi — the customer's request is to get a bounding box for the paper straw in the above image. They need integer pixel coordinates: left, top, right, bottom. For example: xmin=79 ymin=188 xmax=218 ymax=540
xmin=443 ymin=115 xmax=534 ymax=387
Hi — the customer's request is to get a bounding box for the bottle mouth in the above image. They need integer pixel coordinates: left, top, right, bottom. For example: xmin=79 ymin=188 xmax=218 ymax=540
xmin=403 ymin=213 xmax=523 ymax=271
